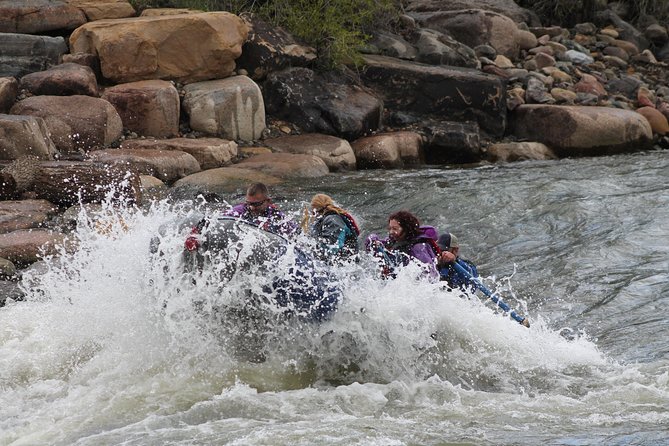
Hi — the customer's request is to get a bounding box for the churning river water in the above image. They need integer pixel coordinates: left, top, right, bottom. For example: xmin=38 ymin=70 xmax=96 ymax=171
xmin=1 ymin=150 xmax=668 ymax=445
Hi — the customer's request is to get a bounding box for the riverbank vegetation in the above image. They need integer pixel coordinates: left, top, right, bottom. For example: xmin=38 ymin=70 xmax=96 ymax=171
xmin=128 ymin=0 xmax=400 ymax=67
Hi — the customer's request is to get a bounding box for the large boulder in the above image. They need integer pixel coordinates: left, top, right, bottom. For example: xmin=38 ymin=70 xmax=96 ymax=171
xmin=486 ymin=142 xmax=557 ymax=162
xmin=0 ymin=114 xmax=57 ymax=160
xmin=65 ymin=0 xmax=136 ymax=21
xmin=33 ymin=161 xmax=142 ymax=206
xmin=0 ymin=34 xmax=68 ymax=78
xmin=69 ymin=12 xmax=249 ymax=83
xmin=89 ymin=149 xmax=201 ymax=183
xmin=360 ymin=55 xmax=506 ymax=137
xmin=422 ymin=120 xmax=482 ymax=164
xmin=10 ymin=96 xmax=123 ymax=153
xmin=182 ymin=76 xmax=265 ymax=141
xmin=0 ymin=229 xmax=69 ymax=267
xmin=0 ymin=199 xmax=58 ymax=234
xmin=236 ymin=153 xmax=329 ymax=178
xmin=405 ymin=0 xmax=540 ymax=26
xmin=235 ymin=17 xmax=317 ymax=81
xmin=102 ymin=80 xmax=179 ymax=138
xmin=19 ymin=63 xmax=99 ymax=97
xmin=264 ymin=134 xmax=356 ymax=171
xmin=412 ymin=28 xmax=479 ymax=68
xmin=0 ymin=78 xmax=19 ymax=113
xmin=352 ymin=131 xmax=424 ymax=169
xmin=408 ymin=9 xmax=520 ymax=60
xmin=0 ymin=0 xmax=86 ymax=34
xmin=264 ymin=67 xmax=383 ymax=140
xmin=509 ymin=105 xmax=653 ymax=157
xmin=120 ymin=137 xmax=237 ymax=170
xmin=173 ymin=166 xmax=282 ymax=194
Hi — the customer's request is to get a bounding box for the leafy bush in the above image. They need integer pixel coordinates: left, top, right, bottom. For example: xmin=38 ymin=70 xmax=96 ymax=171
xmin=128 ymin=0 xmax=400 ymax=68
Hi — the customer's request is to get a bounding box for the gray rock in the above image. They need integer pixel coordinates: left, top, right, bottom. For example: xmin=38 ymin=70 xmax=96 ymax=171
xmin=565 ymin=49 xmax=594 ymax=65
xmin=235 ymin=17 xmax=317 ymax=81
xmin=413 ymin=28 xmax=479 ymax=68
xmin=370 ymin=31 xmax=418 ymax=60
xmin=264 ymin=67 xmax=383 ymax=140
xmin=0 ymin=33 xmax=68 ymax=78
xmin=422 ymin=120 xmax=481 ymax=164
xmin=360 ymin=55 xmax=507 ymax=137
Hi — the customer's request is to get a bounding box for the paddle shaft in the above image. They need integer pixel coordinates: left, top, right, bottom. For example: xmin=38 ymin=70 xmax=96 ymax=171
xmin=451 ymin=261 xmax=529 ymax=327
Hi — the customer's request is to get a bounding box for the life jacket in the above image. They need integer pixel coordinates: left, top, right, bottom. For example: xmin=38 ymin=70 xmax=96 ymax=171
xmin=320 ymin=210 xmax=360 ymax=257
xmin=338 ymin=211 xmax=360 ymax=236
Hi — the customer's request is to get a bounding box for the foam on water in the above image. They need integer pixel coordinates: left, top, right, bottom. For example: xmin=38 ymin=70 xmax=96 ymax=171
xmin=0 ymin=200 xmax=667 ymax=445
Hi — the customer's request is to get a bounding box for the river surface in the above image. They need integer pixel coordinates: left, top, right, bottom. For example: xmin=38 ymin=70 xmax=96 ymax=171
xmin=1 ymin=150 xmax=668 ymax=445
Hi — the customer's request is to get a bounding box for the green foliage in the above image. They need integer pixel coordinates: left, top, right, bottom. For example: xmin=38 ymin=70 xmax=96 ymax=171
xmin=260 ymin=0 xmax=398 ymax=68
xmin=128 ymin=0 xmax=401 ymax=68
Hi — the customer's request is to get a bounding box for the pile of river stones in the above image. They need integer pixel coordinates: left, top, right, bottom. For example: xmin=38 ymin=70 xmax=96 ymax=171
xmin=1 ymin=0 xmax=669 ymax=302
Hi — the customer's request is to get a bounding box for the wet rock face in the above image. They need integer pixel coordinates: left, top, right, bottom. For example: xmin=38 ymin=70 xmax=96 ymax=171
xmin=235 ymin=17 xmax=317 ymax=82
xmin=0 ymin=34 xmax=68 ymax=79
xmin=360 ymin=55 xmax=507 ymax=137
xmin=264 ymin=67 xmax=383 ymax=141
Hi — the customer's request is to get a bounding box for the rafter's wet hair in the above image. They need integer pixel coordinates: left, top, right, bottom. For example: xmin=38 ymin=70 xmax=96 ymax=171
xmin=388 ymin=210 xmax=420 ymax=240
xmin=246 ymin=182 xmax=269 ymax=197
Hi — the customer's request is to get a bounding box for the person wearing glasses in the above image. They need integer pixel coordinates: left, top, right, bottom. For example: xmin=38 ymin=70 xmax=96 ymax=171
xmin=436 ymin=232 xmax=478 ymax=292
xmin=365 ymin=210 xmax=439 ymax=281
xmin=224 ymin=182 xmax=299 ymax=237
xmin=307 ymin=193 xmax=360 ymax=263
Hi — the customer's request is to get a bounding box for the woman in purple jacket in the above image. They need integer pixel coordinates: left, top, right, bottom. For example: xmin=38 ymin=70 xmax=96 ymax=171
xmin=366 ymin=210 xmax=439 ymax=281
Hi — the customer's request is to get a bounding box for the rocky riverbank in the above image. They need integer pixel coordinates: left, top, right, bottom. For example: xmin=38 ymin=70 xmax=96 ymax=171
xmin=1 ymin=0 xmax=669 ymax=301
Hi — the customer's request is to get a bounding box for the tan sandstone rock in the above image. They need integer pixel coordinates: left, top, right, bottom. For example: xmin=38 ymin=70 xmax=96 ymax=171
xmin=89 ymin=149 xmax=201 ymax=183
xmin=0 ymin=0 xmax=86 ymax=34
xmin=69 ymin=12 xmax=248 ymax=83
xmin=173 ymin=167 xmax=282 ymax=193
xmin=183 ymin=75 xmax=265 ymax=141
xmin=10 ymin=96 xmax=122 ymax=153
xmin=636 ymin=106 xmax=669 ymax=135
xmin=0 ymin=199 xmax=58 ymax=234
xmin=510 ymin=105 xmax=653 ymax=157
xmin=66 ymin=0 xmax=136 ymax=21
xmin=237 ymin=153 xmax=329 ymax=178
xmin=102 ymin=80 xmax=179 ymax=138
xmin=0 ymin=229 xmax=70 ymax=266
xmin=352 ymin=131 xmax=424 ymax=169
xmin=264 ymin=134 xmax=355 ymax=171
xmin=120 ymin=137 xmax=237 ymax=170
xmin=0 ymin=77 xmax=19 ymax=113
xmin=487 ymin=142 xmax=557 ymax=162
xmin=0 ymin=114 xmax=57 ymax=160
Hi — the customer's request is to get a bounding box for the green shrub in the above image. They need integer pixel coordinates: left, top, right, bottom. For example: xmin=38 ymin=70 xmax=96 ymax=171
xmin=260 ymin=0 xmax=398 ymax=68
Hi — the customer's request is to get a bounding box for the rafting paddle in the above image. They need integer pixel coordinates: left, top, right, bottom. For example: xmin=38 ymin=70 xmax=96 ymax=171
xmin=451 ymin=262 xmax=530 ymax=328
